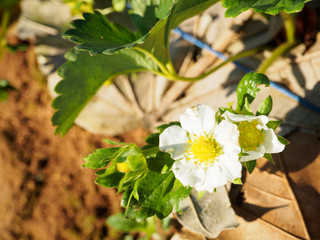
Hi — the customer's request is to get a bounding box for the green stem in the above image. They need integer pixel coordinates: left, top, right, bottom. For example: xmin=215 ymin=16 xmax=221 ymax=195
xmin=169 ymin=47 xmax=264 ymax=82
xmin=281 ymin=11 xmax=295 ymax=43
xmin=142 ymin=146 xmax=159 ymax=157
xmin=135 ymin=47 xmax=176 ymax=77
xmin=256 ymin=41 xmax=296 ymax=74
xmin=0 ymin=9 xmax=11 ymax=60
xmin=257 ymin=11 xmax=296 ymax=74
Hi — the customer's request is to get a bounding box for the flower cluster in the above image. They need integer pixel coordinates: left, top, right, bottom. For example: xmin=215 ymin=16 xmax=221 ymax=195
xmin=159 ymin=104 xmax=285 ymax=192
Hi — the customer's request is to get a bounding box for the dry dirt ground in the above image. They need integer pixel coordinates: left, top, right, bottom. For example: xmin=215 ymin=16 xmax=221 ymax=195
xmin=0 ymin=46 xmax=150 ymax=240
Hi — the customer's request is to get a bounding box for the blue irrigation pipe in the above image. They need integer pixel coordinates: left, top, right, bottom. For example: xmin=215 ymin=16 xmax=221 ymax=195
xmin=173 ymin=27 xmax=320 ymax=114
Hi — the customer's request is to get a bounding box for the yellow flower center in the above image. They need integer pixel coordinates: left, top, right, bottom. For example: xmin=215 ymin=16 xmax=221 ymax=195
xmin=238 ymin=120 xmax=265 ymax=151
xmin=188 ymin=134 xmax=223 ymax=166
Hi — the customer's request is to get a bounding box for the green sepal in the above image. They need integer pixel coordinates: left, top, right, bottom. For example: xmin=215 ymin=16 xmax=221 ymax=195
xmin=236 ymin=72 xmax=270 ymax=112
xmin=266 ymin=120 xmax=283 ymax=130
xmin=239 ymin=152 xmax=249 ymax=157
xmin=232 ymin=178 xmax=243 ymax=185
xmin=256 ymin=95 xmax=273 ymax=116
xmin=277 ymin=135 xmax=290 ymax=145
xmin=244 ymin=160 xmax=257 ymax=174
xmin=242 ymin=97 xmax=254 ymax=115
xmin=197 ymin=190 xmax=206 ymax=199
xmin=264 ymin=153 xmax=274 ymax=164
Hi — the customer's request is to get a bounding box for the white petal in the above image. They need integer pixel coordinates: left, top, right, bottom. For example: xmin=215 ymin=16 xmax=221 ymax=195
xmin=263 ymin=129 xmax=285 ymax=154
xmin=218 ymin=153 xmax=242 ymax=181
xmin=159 ymin=125 xmax=190 ymax=160
xmin=172 ymin=159 xmax=205 ymax=188
xmin=180 ymin=104 xmax=215 ymax=136
xmin=203 ymin=165 xmax=227 ymax=190
xmin=240 ymin=146 xmax=265 ymax=162
xmin=223 ymin=111 xmax=268 ymax=126
xmin=215 ymin=120 xmax=240 ymax=154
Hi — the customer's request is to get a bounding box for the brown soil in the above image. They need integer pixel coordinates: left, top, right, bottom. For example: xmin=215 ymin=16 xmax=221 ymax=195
xmin=0 ymin=46 xmax=149 ymax=240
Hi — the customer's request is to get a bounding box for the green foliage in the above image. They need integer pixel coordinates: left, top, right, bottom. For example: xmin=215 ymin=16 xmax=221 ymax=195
xmin=83 ymin=135 xmax=190 ymax=221
xmin=82 ymin=147 xmax=122 ymax=169
xmin=107 ymin=213 xmax=171 ymax=239
xmin=0 ymin=0 xmax=20 ymax=9
xmin=53 ymin=0 xmax=219 ymax=135
xmin=107 ymin=213 xmax=148 ymax=233
xmin=236 ymin=72 xmax=270 ymax=112
xmin=122 ymin=171 xmax=190 ymax=221
xmin=0 ymin=79 xmax=15 ymax=102
xmin=64 ymin=11 xmax=146 ymax=55
xmin=222 ymin=0 xmax=309 ymax=17
xmin=51 ymin=48 xmax=159 ymax=135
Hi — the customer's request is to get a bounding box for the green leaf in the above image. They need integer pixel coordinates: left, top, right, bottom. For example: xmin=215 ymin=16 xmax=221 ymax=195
xmin=145 ymin=133 xmax=160 ymax=147
xmin=64 ymin=11 xmax=147 ymax=55
xmin=0 ymin=0 xmax=20 ymax=9
xmin=266 ymin=120 xmax=283 ymax=130
xmin=107 ymin=213 xmax=147 ymax=233
xmin=52 ymin=48 xmax=159 ymax=135
xmin=124 ymin=171 xmax=177 ymax=221
xmin=232 ymin=178 xmax=243 ymax=185
xmin=95 ymin=163 xmax=125 ymax=187
xmin=118 ymin=166 xmax=147 ymax=193
xmin=54 ymin=0 xmax=220 ymax=135
xmin=277 ymin=135 xmax=290 ymax=145
xmin=127 ymin=153 xmax=146 ymax=171
xmin=170 ymin=179 xmax=191 ymax=213
xmin=257 ymin=95 xmax=273 ymax=116
xmin=244 ymin=160 xmax=256 ymax=174
xmin=236 ymin=72 xmax=270 ymax=112
xmin=222 ymin=0 xmax=309 ymax=17
xmin=264 ymin=153 xmax=274 ymax=164
xmin=82 ymin=147 xmax=121 ymax=169
xmin=128 ymin=0 xmax=174 ymax=34
xmin=146 ymin=152 xmax=174 ymax=173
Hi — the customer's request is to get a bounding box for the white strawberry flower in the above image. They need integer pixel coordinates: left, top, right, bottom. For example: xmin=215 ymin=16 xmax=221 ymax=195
xmin=223 ymin=111 xmax=285 ymax=162
xmin=159 ymin=105 xmax=242 ymax=192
